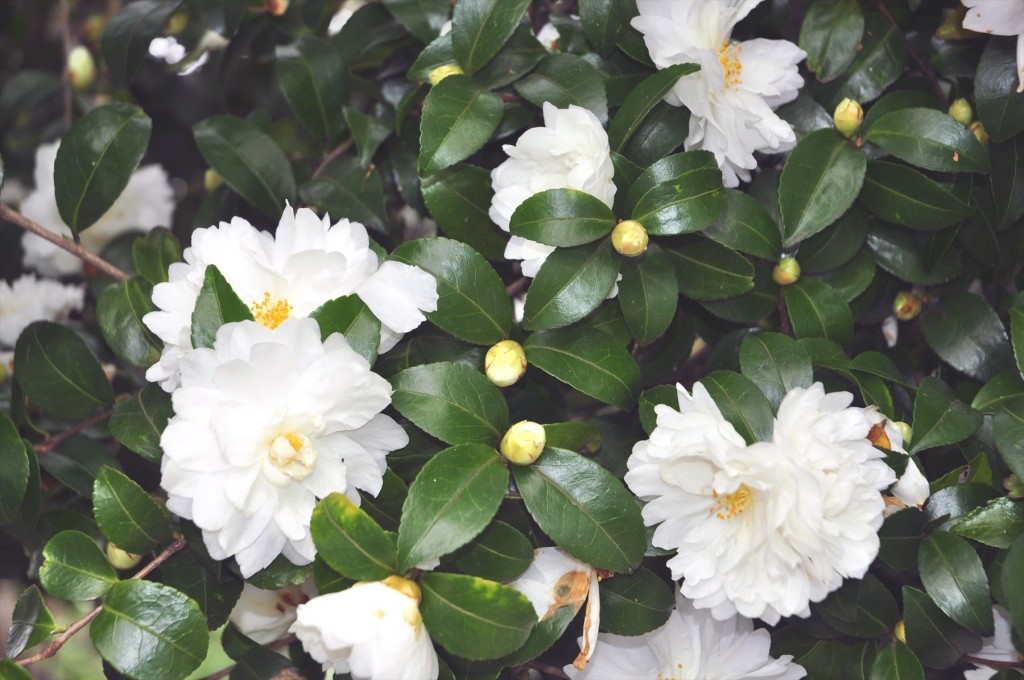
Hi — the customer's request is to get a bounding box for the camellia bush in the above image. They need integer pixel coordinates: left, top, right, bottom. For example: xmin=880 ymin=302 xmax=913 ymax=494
xmin=2 ymin=0 xmax=1024 ymax=678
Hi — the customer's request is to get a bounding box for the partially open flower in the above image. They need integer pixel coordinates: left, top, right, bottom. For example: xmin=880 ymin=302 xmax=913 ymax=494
xmin=485 ymin=340 xmax=527 ymax=387
xmin=428 ymin=64 xmax=463 ymax=85
xmin=833 ymin=98 xmax=863 ymax=139
xmin=501 ymin=421 xmax=546 ymax=466
xmin=611 ymin=221 xmax=649 ymax=257
xmin=230 ymin=579 xmax=315 ymax=645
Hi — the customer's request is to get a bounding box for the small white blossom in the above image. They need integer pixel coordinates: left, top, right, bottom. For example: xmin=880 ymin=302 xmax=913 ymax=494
xmin=229 ymin=579 xmax=316 ymax=645
xmin=632 ymin=0 xmax=805 ymax=187
xmin=291 ymin=578 xmax=439 ymax=680
xmin=626 ymin=382 xmax=895 ymax=624
xmin=0 ymin=274 xmax=84 ymax=347
xmin=20 ymin=140 xmax=175 ymax=277
xmin=965 ymin=606 xmax=1023 ymax=679
xmin=143 ymin=204 xmax=437 ymax=391
xmin=490 ymin=102 xmax=616 ymax=278
xmin=565 ymin=593 xmax=805 ymax=680
xmin=159 ymin=317 xmax=407 ymax=577
xmin=149 ymin=36 xmax=187 ymax=64
xmin=962 ymin=0 xmax=1024 ymax=92
xmin=328 ymin=0 xmax=369 ymax=35
xmin=863 ymin=407 xmax=930 ymax=514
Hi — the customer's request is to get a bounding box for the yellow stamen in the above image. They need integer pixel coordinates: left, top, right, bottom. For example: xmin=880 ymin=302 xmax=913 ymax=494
xmin=717 ymin=40 xmax=743 ymax=91
xmin=710 ymin=484 xmax=752 ymax=520
xmin=284 ymin=433 xmax=303 ymax=452
xmin=250 ymin=292 xmax=292 ymax=329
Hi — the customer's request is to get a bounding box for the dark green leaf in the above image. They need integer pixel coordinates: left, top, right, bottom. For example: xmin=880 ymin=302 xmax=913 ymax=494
xmin=39 ymin=530 xmax=117 ymax=600
xmin=784 ymin=278 xmax=854 ymax=346
xmin=665 ymin=238 xmax=754 ymax=301
xmin=275 ymin=37 xmax=346 ymax=146
xmin=866 ymin=226 xmax=963 ymax=285
xmin=578 ymin=0 xmax=636 ymax=56
xmin=522 ymin=239 xmax=620 ymax=330
xmin=825 ymin=12 xmax=907 ymax=109
xmin=543 ymin=422 xmax=603 ymax=454
xmin=38 ymin=435 xmax=119 ymax=499
xmin=359 ymin=469 xmax=408 ymax=532
xmin=451 ymin=0 xmax=530 ymax=75
xmin=421 ymin=164 xmax=506 ymax=260
xmin=608 ymin=63 xmax=700 ymax=153
xmin=1004 ymin=533 xmax=1024 ymax=639
xmin=193 ymin=115 xmax=297 ymax=217
xmin=419 ymin=75 xmax=503 ymax=177
xmin=780 ymin=129 xmax=867 ymax=246
xmin=618 ymin=244 xmax=677 ymax=346
xmin=513 ymin=447 xmax=646 ymax=572
xmin=994 ymin=407 xmax=1024 ymax=480
xmin=131 ymin=228 xmax=180 ymax=285
xmin=308 ymin=295 xmax=381 ymax=365
xmin=97 ymin=278 xmax=162 ymax=367
xmin=190 ymin=265 xmax=253 ymax=350
xmin=814 ymin=247 xmax=875 ymax=302
xmin=818 ymin=574 xmax=898 ymax=639
xmin=991 ymin=136 xmax=1024 ymax=227
xmin=14 ymin=321 xmax=114 ymax=420
xmin=91 ymin=580 xmax=208 ymax=680
xmin=524 ymin=326 xmax=641 ymax=409
xmin=420 ymin=572 xmax=536 ymax=660
xmin=0 ymin=413 xmax=29 ymax=525
xmin=868 ymin=642 xmax=924 ymax=680
xmin=454 ymin=521 xmax=534 ymax=582
xmin=700 ymin=370 xmax=774 ymax=444
xmin=918 ymin=532 xmax=994 ymax=636
xmin=865 ymin=108 xmax=989 ymax=173
xmin=514 ymin=53 xmax=608 ymax=124
xmin=6 ymin=586 xmax=56 ymax=658
xmin=108 ymin=385 xmax=173 ymax=464
xmin=704 ymin=189 xmax=782 ymax=261
xmin=392 ymin=362 xmax=509 ymax=445
xmin=1012 ymin=306 xmax=1024 ymax=381
xmin=299 ymin=156 xmax=387 ymax=234
xmin=159 ymin=549 xmax=242 ymax=629
xmin=909 ymin=377 xmax=983 ymax=454
xmin=879 ymin=508 xmax=926 ymax=570
xmin=382 ymin=0 xmax=450 ymax=43
xmin=778 ymin=95 xmax=835 ymax=141
xmin=950 ymin=497 xmax=1024 ymax=549
xmin=93 ymin=466 xmax=170 ymax=554
xmin=621 ymin=102 xmax=690 ymax=167
xmin=903 ymin=585 xmax=981 ymax=670
xmin=344 ymin=106 xmax=392 ymax=167
xmin=860 ymin=161 xmax=974 ymax=229
xmin=800 ymin=0 xmax=864 ymax=81
xmin=510 ymin=189 xmax=616 ymax=247
xmin=408 ymin=33 xmax=457 ymax=82
xmin=799 ymin=207 xmax=867 ymax=273
xmin=54 ymin=102 xmax=152 ymax=233
xmin=0 ymin=660 xmax=33 ymax=680
xmin=975 ymin=37 xmax=1024 ymax=143
xmin=921 ymin=292 xmax=1014 ymax=382
xmin=310 ymin=492 xmax=397 ymax=581
xmin=631 ymin=168 xmax=726 ymax=236
xmin=230 ymin=645 xmax=301 ymax=680
xmin=740 ymin=332 xmax=814 ymax=410
xmin=101 ymin=0 xmax=183 ymax=84
xmin=598 ymin=567 xmax=673 ymax=636
xmin=639 ymin=384 xmax=678 ymax=436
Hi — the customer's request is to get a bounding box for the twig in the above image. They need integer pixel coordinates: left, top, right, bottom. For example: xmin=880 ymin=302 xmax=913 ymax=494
xmin=33 ymin=407 xmax=115 ymax=454
xmin=58 ymin=0 xmax=73 ymax=131
xmin=963 ymin=656 xmax=1024 ymax=670
xmin=17 ymin=536 xmax=188 ymax=667
xmin=0 ymin=203 xmax=129 ymax=281
xmin=520 ymin=660 xmax=571 ymax=679
xmin=506 ymin=276 xmax=530 ymax=298
xmin=311 ymin=138 xmax=354 ymax=179
xmin=872 ymin=0 xmax=948 ymax=106
xmin=198 ymin=635 xmax=298 ymax=680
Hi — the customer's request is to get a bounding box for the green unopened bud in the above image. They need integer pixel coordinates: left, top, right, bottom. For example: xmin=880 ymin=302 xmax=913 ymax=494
xmin=500 ymin=421 xmax=546 ymax=466
xmin=485 ymin=340 xmax=527 ymax=387
xmin=611 ymin=220 xmax=649 ymax=257
xmin=948 ymin=98 xmax=973 ymax=126
xmin=894 ymin=421 xmax=912 ymax=447
xmin=833 ymin=98 xmax=863 ymax=139
xmin=82 ymin=14 xmax=108 ymax=43
xmin=67 ymin=46 xmax=96 ymax=91
xmin=892 ymin=291 xmax=922 ymax=321
xmin=894 ymin=620 xmax=906 ymax=643
xmin=772 ymin=256 xmax=800 ymax=286
xmin=107 ymin=543 xmax=142 ymax=570
xmin=936 ymin=5 xmax=972 ymax=40
xmin=1005 ymin=474 xmax=1024 ymax=499
xmin=166 ymin=10 xmax=189 ymax=35
xmin=969 ymin=121 xmax=989 ymax=147
xmin=428 ymin=64 xmax=464 ymax=86
xmin=204 ymin=168 xmax=223 ymax=191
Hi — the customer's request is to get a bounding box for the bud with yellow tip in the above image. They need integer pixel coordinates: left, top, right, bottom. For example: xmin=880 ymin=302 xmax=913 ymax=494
xmin=969 ymin=121 xmax=988 ymax=147
xmin=67 ymin=46 xmax=96 ymax=91
xmin=204 ymin=168 xmax=224 ymax=191
xmin=894 ymin=620 xmax=906 ymax=643
xmin=948 ymin=98 xmax=973 ymax=126
xmin=833 ymin=98 xmax=863 ymax=139
xmin=485 ymin=340 xmax=527 ymax=387
xmin=500 ymin=421 xmax=546 ymax=466
xmin=894 ymin=422 xmax=912 ymax=447
xmin=892 ymin=291 xmax=922 ymax=321
xmin=772 ymin=256 xmax=800 ymax=286
xmin=428 ymin=64 xmax=464 ymax=86
xmin=611 ymin=220 xmax=649 ymax=257
xmin=268 ymin=0 xmax=289 ymax=16
xmin=107 ymin=543 xmax=143 ymax=570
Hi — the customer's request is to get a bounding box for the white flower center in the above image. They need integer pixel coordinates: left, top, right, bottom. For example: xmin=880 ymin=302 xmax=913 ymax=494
xmin=717 ymin=40 xmax=743 ymax=91
xmin=250 ymin=292 xmax=293 ymax=329
xmin=266 ymin=432 xmax=317 ymax=483
xmin=710 ymin=484 xmax=752 ymax=520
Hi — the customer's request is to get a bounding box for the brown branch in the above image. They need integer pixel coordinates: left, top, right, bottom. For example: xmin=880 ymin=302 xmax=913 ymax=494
xmin=872 ymin=0 xmax=948 ymax=106
xmin=0 ymin=203 xmax=130 ymax=281
xmin=198 ymin=635 xmax=298 ymax=680
xmin=506 ymin=276 xmax=530 ymax=298
xmin=17 ymin=536 xmax=188 ymax=667
xmin=33 ymin=407 xmax=115 ymax=454
xmin=311 ymin=138 xmax=354 ymax=179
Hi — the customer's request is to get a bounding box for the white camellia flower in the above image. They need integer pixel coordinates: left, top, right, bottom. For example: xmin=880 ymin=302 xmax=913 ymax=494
xmin=512 ymin=548 xmax=601 ymax=669
xmin=565 ymin=593 xmax=806 ymax=680
xmin=489 ymin=102 xmax=616 ymax=279
xmin=291 ymin=576 xmax=439 ymax=680
xmin=0 ymin=274 xmax=84 ymax=347
xmin=962 ymin=0 xmax=1024 ymax=93
xmin=160 ymin=317 xmax=407 ymax=577
xmin=965 ymin=606 xmax=1023 ymax=680
xmin=863 ymin=407 xmax=930 ymax=515
xmin=229 ymin=579 xmax=316 ymax=645
xmin=626 ymin=382 xmax=895 ymax=624
xmin=20 ymin=140 xmax=175 ymax=277
xmin=631 ymin=0 xmax=806 ymax=187
xmin=143 ymin=204 xmax=438 ymax=391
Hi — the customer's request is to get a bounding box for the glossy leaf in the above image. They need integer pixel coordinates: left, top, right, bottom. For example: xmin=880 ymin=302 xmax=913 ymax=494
xmin=826 ymin=12 xmax=907 ymax=109
xmin=1012 ymin=305 xmax=1024 ymax=381
xmin=54 ymin=102 xmax=152 ymax=233
xmin=510 ymin=189 xmax=616 ymax=247
xmin=665 ymin=238 xmax=755 ymax=301
xmin=419 ymin=75 xmax=503 ymax=177
xmin=344 ymin=106 xmax=392 ymax=167
xmin=275 ymin=36 xmax=346 ymax=146
xmin=903 ymin=586 xmax=981 ymax=670
xmin=618 ymin=244 xmax=677 ymax=346
xmin=101 ymin=0 xmax=182 ymax=84
xmin=513 ymin=447 xmax=645 ymax=572
xmin=451 ymin=0 xmax=530 ymax=75
xmin=93 ymin=466 xmax=170 ymax=554
xmin=421 ymin=164 xmax=506 ymax=260
xmin=397 ymin=444 xmax=508 ymax=572
xmin=950 ymin=497 xmax=1024 ymax=549
xmin=131 ymin=228 xmax=180 ymax=285
xmin=108 ymin=385 xmax=173 ymax=464
xmin=700 ymin=370 xmax=774 ymax=444
xmin=158 ymin=549 xmax=242 ymax=630
xmin=609 ymin=63 xmax=700 ymax=152
xmin=704 ymin=189 xmax=782 ymax=261
xmin=391 ymin=362 xmax=509 ymax=445
xmin=454 ymin=521 xmax=534 ymax=583
xmin=868 ymin=642 xmax=924 ymax=680
xmin=300 ymin=156 xmax=387 ymax=234
xmin=799 ymin=0 xmax=864 ymax=81
xmin=1004 ymin=533 xmax=1024 ymax=638
xmin=308 ymin=295 xmax=381 ymax=365
xmin=5 ymin=585 xmax=57 ymax=658
xmin=866 ymin=108 xmax=989 ymax=173
xmin=97 ymin=278 xmax=162 ymax=367
xmin=515 ymin=53 xmax=608 ymax=124
xmin=784 ymin=278 xmax=854 ymax=346
xmin=921 ymin=292 xmax=1014 ymax=382
xmin=739 ymin=332 xmax=814 ymax=410
xmin=522 ymin=238 xmax=620 ymax=330
xmin=190 ymin=264 xmax=253 ymax=350
xmin=975 ymin=37 xmax=1024 ymax=143
xmin=991 ymin=135 xmax=1024 ymax=227
xmin=0 ymin=413 xmax=29 ymax=525
xmin=579 ymin=0 xmax=636 ymax=56
xmin=39 ymin=530 xmax=118 ymax=600
xmin=918 ymin=532 xmax=994 ymax=636
xmin=909 ymin=377 xmax=983 ymax=455
xmin=598 ymin=567 xmax=674 ymax=636
xmin=860 ymin=161 xmax=974 ymax=229
xmin=631 ymin=167 xmax=726 ymax=236
xmin=818 ymin=574 xmax=898 ymax=639
xmin=866 ymin=227 xmax=963 ymax=285
xmin=310 ymin=492 xmax=397 ymax=581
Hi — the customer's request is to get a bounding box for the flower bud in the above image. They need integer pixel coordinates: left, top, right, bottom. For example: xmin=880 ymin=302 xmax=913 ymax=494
xmin=500 ymin=421 xmax=546 ymax=466
xmin=107 ymin=543 xmax=142 ymax=570
xmin=833 ymin=98 xmax=863 ymax=139
xmin=485 ymin=340 xmax=527 ymax=387
xmin=969 ymin=121 xmax=989 ymax=147
xmin=67 ymin=46 xmax=96 ymax=91
xmin=772 ymin=256 xmax=800 ymax=286
xmin=268 ymin=0 xmax=289 ymax=16
xmin=382 ymin=575 xmax=421 ymax=602
xmin=892 ymin=291 xmax=922 ymax=321
xmin=611 ymin=220 xmax=649 ymax=257
xmin=894 ymin=421 xmax=912 ymax=447
xmin=204 ymin=168 xmax=224 ymax=191
xmin=428 ymin=64 xmax=464 ymax=86
xmin=935 ymin=5 xmax=971 ymax=40
xmin=166 ymin=10 xmax=189 ymax=35
xmin=948 ymin=98 xmax=973 ymax=126
xmin=82 ymin=14 xmax=108 ymax=44
xmin=894 ymin=620 xmax=906 ymax=644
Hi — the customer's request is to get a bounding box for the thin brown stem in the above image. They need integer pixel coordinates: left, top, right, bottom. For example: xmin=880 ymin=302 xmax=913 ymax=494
xmin=872 ymin=0 xmax=948 ymax=106
xmin=520 ymin=660 xmax=571 ymax=679
xmin=506 ymin=276 xmax=530 ymax=298
xmin=311 ymin=138 xmax=355 ymax=179
xmin=33 ymin=407 xmax=115 ymax=454
xmin=0 ymin=203 xmax=129 ymax=281
xmin=17 ymin=536 xmax=188 ymax=667
xmin=963 ymin=656 xmax=1024 ymax=670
